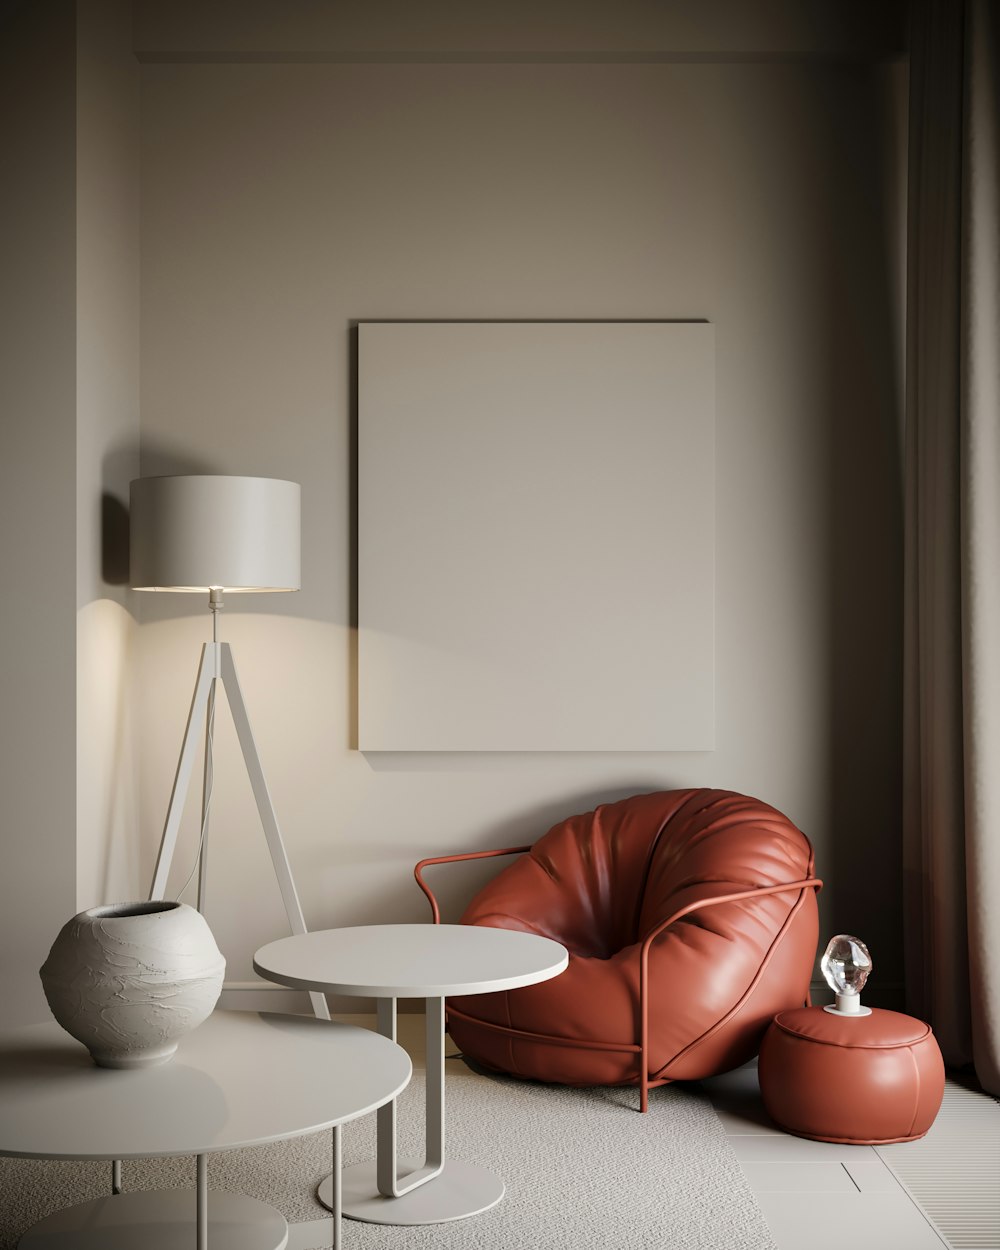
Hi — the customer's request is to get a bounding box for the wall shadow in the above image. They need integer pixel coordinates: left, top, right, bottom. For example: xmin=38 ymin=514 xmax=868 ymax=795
xmin=817 ymin=65 xmax=906 ymax=985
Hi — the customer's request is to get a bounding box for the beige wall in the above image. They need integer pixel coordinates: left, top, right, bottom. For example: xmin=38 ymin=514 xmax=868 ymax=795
xmin=76 ymin=0 xmax=142 ymax=912
xmin=0 ymin=0 xmax=140 ymax=1024
xmin=137 ymin=11 xmax=908 ymax=999
xmin=0 ymin=2 xmax=906 ymax=1024
xmin=0 ymin=0 xmax=81 ymax=1024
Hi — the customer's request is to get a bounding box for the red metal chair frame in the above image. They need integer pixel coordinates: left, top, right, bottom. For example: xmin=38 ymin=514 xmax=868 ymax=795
xmin=415 ymin=847 xmax=822 ymax=1112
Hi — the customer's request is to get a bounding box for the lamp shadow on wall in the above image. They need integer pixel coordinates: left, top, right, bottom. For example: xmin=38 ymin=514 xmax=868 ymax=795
xmin=119 ymin=440 xmax=220 ymax=622
xmin=99 ymin=444 xmax=141 ymax=588
xmin=100 ymin=492 xmax=130 ymax=585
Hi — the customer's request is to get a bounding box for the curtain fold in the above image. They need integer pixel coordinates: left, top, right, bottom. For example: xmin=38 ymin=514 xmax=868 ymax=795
xmin=960 ymin=0 xmax=1000 ymax=1098
xmin=904 ymin=0 xmax=1000 ymax=1096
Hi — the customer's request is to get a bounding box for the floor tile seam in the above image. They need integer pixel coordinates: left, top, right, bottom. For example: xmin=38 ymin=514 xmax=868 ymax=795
xmin=708 ymin=1084 xmax=951 ymax=1248
xmin=730 ymin=1125 xmax=951 ymax=1243
xmin=873 ymin=1146 xmax=956 ymax=1249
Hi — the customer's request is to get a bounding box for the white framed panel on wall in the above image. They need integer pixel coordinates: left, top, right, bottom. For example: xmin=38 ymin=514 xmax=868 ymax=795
xmin=358 ymin=321 xmax=715 ymax=751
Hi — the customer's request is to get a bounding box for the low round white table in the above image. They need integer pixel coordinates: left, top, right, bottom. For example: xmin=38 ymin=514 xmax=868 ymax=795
xmin=0 ymin=1010 xmax=410 ymax=1250
xmin=253 ymin=923 xmax=568 ymax=1227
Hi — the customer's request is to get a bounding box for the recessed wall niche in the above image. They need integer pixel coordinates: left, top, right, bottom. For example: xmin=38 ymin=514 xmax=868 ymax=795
xmin=358 ymin=321 xmax=715 ymax=751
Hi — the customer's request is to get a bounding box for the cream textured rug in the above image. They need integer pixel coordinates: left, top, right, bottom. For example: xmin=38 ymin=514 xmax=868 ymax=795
xmin=0 ymin=1056 xmax=777 ymax=1249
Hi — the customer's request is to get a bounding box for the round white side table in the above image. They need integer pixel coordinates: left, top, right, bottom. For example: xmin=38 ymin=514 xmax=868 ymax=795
xmin=254 ymin=923 xmax=568 ymax=1227
xmin=0 ymin=1010 xmax=410 ymax=1250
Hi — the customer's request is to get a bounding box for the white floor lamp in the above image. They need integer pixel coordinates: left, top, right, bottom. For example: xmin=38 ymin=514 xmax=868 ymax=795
xmin=130 ymin=474 xmax=329 ymax=1020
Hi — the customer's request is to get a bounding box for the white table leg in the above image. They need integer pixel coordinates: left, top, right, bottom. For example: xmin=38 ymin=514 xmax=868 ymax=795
xmin=331 ymin=1124 xmax=342 ymax=1250
xmin=197 ymin=1154 xmax=208 ymax=1250
xmin=324 ymin=996 xmax=505 ymax=1226
xmin=425 ymin=996 xmax=444 ymax=1175
xmin=376 ymin=996 xmax=444 ymax=1196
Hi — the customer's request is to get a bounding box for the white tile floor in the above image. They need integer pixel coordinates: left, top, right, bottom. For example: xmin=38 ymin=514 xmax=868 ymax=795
xmin=699 ymin=1063 xmax=952 ymax=1250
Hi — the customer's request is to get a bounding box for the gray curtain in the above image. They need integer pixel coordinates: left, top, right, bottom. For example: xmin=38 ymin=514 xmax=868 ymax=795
xmin=904 ymin=0 xmax=1000 ymax=1095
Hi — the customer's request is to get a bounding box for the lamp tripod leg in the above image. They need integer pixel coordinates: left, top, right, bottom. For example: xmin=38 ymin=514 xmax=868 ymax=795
xmin=146 ymin=641 xmax=329 ymax=1021
xmin=148 ymin=645 xmax=218 ymax=903
xmin=220 ymin=645 xmax=330 ymax=1021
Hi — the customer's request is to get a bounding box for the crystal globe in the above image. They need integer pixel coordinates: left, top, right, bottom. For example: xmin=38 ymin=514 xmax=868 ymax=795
xmin=820 ymin=934 xmax=872 ymax=1016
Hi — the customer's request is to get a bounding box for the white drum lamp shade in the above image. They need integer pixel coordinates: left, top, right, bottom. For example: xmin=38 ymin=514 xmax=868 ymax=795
xmin=130 ymin=475 xmax=300 ymax=593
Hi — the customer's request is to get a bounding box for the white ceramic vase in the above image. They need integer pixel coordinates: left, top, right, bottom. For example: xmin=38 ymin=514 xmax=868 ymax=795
xmin=39 ymin=900 xmax=226 ymax=1069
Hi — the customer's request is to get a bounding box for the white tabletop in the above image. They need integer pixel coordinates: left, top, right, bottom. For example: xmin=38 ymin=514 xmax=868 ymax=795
xmin=0 ymin=1010 xmax=410 ymax=1162
xmin=254 ymin=923 xmax=569 ymax=999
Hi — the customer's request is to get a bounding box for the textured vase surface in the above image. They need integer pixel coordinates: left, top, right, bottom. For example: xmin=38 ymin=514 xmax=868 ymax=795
xmin=40 ymin=901 xmax=226 ymax=1069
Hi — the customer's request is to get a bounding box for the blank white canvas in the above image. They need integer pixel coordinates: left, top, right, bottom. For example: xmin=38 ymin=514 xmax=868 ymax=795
xmin=358 ymin=321 xmax=715 ymax=751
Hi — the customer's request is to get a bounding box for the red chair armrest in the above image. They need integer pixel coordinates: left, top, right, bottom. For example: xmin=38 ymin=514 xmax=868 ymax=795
xmin=413 ymin=846 xmax=533 ymax=924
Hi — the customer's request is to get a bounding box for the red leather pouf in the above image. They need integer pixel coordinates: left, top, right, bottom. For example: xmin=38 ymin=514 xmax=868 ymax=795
xmin=758 ymin=1006 xmax=945 ymax=1145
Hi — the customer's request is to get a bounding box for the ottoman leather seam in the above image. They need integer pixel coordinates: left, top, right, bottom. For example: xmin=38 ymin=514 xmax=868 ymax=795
xmin=771 ymin=1021 xmax=932 ymax=1048
xmin=904 ymin=1042 xmax=921 ymax=1139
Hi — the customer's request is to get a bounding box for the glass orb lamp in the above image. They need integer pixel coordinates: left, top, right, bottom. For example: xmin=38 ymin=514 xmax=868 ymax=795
xmin=821 ymin=934 xmax=873 ymax=1017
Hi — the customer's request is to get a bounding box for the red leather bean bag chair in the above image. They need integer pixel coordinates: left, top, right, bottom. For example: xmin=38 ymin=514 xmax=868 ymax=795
xmin=417 ymin=789 xmax=820 ymax=1110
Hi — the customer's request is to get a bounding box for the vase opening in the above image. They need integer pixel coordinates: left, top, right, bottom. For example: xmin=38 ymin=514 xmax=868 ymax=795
xmin=85 ymin=901 xmax=182 ymax=920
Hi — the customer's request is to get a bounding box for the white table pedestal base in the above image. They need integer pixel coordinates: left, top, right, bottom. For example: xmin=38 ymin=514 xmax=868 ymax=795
xmin=18 ymin=1189 xmax=289 ymax=1250
xmin=323 ymin=1158 xmax=504 ymax=1226
xmin=252 ymin=929 xmax=567 ymax=1233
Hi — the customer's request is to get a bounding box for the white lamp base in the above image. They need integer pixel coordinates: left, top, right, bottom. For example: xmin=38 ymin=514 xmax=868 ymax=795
xmin=824 ymin=992 xmax=872 ymax=1018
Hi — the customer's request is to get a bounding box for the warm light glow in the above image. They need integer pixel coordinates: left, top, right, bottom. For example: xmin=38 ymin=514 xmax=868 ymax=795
xmin=132 ymin=585 xmax=297 ymax=593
